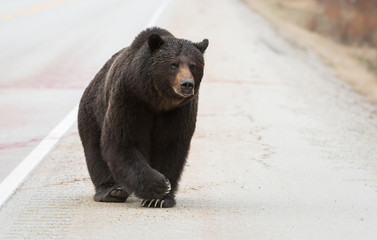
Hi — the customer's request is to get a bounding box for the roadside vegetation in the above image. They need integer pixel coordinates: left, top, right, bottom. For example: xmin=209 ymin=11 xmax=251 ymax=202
xmin=245 ymin=0 xmax=377 ymax=103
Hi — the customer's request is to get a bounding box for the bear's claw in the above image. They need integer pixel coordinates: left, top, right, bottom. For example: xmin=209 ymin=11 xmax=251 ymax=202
xmin=165 ymin=180 xmax=171 ymax=194
xmin=141 ymin=199 xmax=165 ymax=208
xmin=141 ymin=194 xmax=176 ymax=208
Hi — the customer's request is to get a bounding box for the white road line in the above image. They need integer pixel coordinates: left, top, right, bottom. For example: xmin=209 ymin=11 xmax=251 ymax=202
xmin=0 ymin=105 xmax=78 ymax=207
xmin=0 ymin=0 xmax=173 ymax=208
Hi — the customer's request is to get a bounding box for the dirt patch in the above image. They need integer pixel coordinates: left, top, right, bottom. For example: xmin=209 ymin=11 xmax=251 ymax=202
xmin=244 ymin=0 xmax=377 ymax=104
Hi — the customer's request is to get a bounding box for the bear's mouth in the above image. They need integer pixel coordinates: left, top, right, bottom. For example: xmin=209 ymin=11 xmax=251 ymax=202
xmin=173 ymin=87 xmax=194 ymax=98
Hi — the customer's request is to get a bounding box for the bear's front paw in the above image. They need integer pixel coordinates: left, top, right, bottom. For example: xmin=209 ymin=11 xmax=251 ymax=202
xmin=134 ymin=173 xmax=171 ymax=200
xmin=141 ymin=197 xmax=176 ymax=208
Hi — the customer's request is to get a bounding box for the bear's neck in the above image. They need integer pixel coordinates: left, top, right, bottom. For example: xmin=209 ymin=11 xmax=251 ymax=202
xmin=155 ymin=95 xmax=186 ymax=112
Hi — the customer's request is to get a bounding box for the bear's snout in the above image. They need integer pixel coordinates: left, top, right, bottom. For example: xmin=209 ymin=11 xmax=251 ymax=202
xmin=180 ymin=79 xmax=195 ymax=96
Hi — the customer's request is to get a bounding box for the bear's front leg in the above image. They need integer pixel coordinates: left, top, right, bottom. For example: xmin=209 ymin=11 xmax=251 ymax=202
xmin=140 ymin=136 xmax=189 ymax=208
xmin=142 ymin=103 xmax=197 ymax=208
xmin=140 ymin=142 xmax=187 ymax=208
xmin=100 ymin=102 xmax=171 ymax=200
xmin=101 ymin=144 xmax=172 ymax=200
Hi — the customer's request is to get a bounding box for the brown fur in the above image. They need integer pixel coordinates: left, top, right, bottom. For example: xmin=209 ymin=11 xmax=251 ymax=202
xmin=78 ymin=27 xmax=208 ymax=208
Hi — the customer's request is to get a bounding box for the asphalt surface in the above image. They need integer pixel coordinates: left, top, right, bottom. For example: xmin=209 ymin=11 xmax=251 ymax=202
xmin=1 ymin=0 xmax=377 ymax=239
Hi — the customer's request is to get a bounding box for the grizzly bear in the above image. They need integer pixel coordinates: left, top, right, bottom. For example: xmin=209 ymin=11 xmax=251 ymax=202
xmin=78 ymin=27 xmax=208 ymax=208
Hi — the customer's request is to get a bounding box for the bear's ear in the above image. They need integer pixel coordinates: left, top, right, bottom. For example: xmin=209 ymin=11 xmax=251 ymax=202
xmin=148 ymin=34 xmax=164 ymax=52
xmin=194 ymin=39 xmax=209 ymax=54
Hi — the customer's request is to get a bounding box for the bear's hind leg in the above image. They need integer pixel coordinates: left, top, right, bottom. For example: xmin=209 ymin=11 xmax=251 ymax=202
xmin=79 ymin=120 xmax=129 ymax=202
xmin=94 ymin=184 xmax=129 ymax=202
xmin=85 ymin=145 xmax=129 ymax=202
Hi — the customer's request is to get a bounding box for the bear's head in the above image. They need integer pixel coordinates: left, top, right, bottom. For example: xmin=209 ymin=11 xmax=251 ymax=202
xmin=147 ymin=34 xmax=208 ymax=110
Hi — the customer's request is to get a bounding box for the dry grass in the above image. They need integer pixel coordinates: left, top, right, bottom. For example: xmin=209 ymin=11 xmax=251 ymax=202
xmin=244 ymin=0 xmax=377 ymax=104
xmin=315 ymin=0 xmax=377 ymax=46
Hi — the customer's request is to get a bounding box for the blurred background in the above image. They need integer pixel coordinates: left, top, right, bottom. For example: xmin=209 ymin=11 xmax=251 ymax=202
xmin=246 ymin=0 xmax=377 ymax=103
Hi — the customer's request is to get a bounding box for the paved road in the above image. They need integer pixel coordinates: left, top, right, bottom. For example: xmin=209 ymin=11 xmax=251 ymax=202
xmin=1 ymin=0 xmax=377 ymax=239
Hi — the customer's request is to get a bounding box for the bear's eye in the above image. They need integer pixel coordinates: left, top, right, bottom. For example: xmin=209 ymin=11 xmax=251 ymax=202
xmin=170 ymin=63 xmax=179 ymax=70
xmin=189 ymin=64 xmax=197 ymax=71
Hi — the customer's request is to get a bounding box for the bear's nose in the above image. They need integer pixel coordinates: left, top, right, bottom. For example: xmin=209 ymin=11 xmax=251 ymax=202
xmin=180 ymin=79 xmax=195 ymax=91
